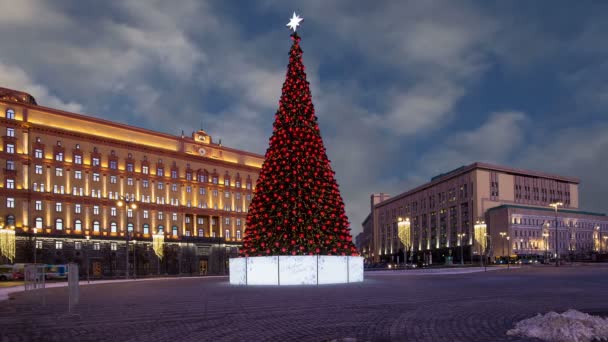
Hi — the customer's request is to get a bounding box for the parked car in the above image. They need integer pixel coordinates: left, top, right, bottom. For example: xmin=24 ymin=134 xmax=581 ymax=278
xmin=0 ymin=265 xmax=15 ymax=281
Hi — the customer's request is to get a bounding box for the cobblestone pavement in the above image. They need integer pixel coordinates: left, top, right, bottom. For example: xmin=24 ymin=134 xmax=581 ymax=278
xmin=1 ymin=266 xmax=607 ymax=342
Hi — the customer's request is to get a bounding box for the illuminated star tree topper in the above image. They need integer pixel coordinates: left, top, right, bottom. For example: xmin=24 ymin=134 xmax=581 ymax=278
xmin=286 ymin=12 xmax=303 ymax=32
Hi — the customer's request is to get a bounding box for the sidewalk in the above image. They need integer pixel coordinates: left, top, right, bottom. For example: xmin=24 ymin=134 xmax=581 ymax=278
xmin=368 ymin=266 xmax=520 ymax=276
xmin=0 ymin=275 xmax=228 ymax=302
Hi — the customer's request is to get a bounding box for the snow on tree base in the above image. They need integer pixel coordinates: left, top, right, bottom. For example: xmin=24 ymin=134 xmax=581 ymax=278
xmin=507 ymin=309 xmax=608 ymax=342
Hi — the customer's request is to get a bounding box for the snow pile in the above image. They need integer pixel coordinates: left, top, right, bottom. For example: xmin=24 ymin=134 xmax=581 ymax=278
xmin=507 ymin=309 xmax=608 ymax=342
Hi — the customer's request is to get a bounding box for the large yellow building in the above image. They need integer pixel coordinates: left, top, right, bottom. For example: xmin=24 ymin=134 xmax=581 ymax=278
xmin=0 ymin=87 xmax=263 ymax=276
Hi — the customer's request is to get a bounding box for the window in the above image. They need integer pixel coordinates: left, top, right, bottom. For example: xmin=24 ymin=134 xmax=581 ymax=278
xmin=6 ymin=179 xmax=14 ymax=189
xmin=35 ymin=217 xmax=43 ymax=229
xmin=55 ymin=152 xmax=63 ymax=162
xmin=127 ymin=223 xmax=134 ymax=232
xmin=127 ymin=163 xmax=134 ymax=172
xmin=246 ymin=194 xmax=251 ymax=201
xmin=236 ymin=181 xmax=241 ymax=188
xmin=55 ymin=218 xmax=63 ymax=230
xmin=213 ymin=190 xmax=218 ymax=197
xmin=225 ymin=217 xmax=230 ymax=225
xmin=225 ymin=229 xmax=230 ymax=238
xmin=157 ymin=168 xmax=164 ymax=177
xmin=93 ymin=173 xmax=100 ymax=182
xmin=110 ymin=207 xmax=117 ymax=216
xmin=236 ymin=192 xmax=241 ymax=200
xmin=236 ymin=230 xmax=241 ymax=239
xmin=74 ymin=170 xmax=82 ymax=179
xmin=93 ymin=242 xmax=100 ymax=250
xmin=143 ymin=180 xmax=149 ymax=188
xmin=55 ymin=202 xmax=62 ymax=212
xmin=172 ymin=213 xmax=178 ymax=221
xmin=93 ymin=206 xmax=100 ymax=215
xmin=143 ymin=224 xmax=149 ymax=234
xmin=110 ymin=175 xmax=117 ymax=184
xmin=75 ymin=204 xmax=81 ymax=214
xmin=6 ymin=143 xmax=15 ymax=154
xmin=212 ymin=176 xmax=218 ymax=184
xmin=142 ymin=165 xmax=149 ymax=174
xmin=34 ymin=149 xmax=43 ymax=159
xmin=6 ymin=108 xmax=15 ymax=119
xmin=111 ymin=242 xmax=117 ymax=251
xmin=237 ymin=218 xmax=241 ymax=226
xmin=143 ymin=210 xmax=149 ymax=219
xmin=110 ymin=222 xmax=117 ymax=233
xmin=109 ymin=160 xmax=117 ymax=170
xmin=36 ymin=240 xmax=43 ymax=249
xmin=158 ymin=182 xmax=164 ymax=190
xmin=171 ymin=170 xmax=178 ymax=179
xmin=55 ymin=168 xmax=63 ymax=177
xmin=74 ymin=155 xmax=82 ymax=164
xmin=158 ymin=225 xmax=164 ymax=233
xmin=197 ymin=217 xmax=204 ymax=225
xmin=6 ymin=128 xmax=15 ymax=137
xmin=186 ymin=186 xmax=191 ymax=193
xmin=198 ymin=229 xmax=204 ymax=236
xmin=246 ymin=182 xmax=252 ymax=190
xmin=35 ymin=201 xmax=42 ymax=211
xmin=172 ymin=226 xmax=178 ymax=236
xmin=55 ymin=241 xmax=63 ymax=249
xmin=74 ymin=220 xmax=82 ymax=231
xmin=186 ymin=172 xmax=192 ymax=181
xmin=199 ymin=187 xmax=206 ymax=195
xmin=172 ymin=183 xmax=177 ymax=192
xmin=127 ymin=208 xmax=133 ymax=218
xmin=75 ymin=241 xmax=82 ymax=250
xmin=158 ymin=212 xmax=164 ymax=220
xmin=127 ymin=178 xmax=133 ymax=186
xmin=35 ymin=165 xmax=43 ymax=174
xmin=92 ymin=157 xmax=100 ymax=166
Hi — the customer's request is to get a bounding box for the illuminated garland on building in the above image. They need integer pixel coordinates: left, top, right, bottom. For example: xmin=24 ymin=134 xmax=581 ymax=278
xmin=0 ymin=227 xmax=16 ymax=262
xmin=152 ymin=231 xmax=164 ymax=260
xmin=474 ymin=220 xmax=487 ymax=254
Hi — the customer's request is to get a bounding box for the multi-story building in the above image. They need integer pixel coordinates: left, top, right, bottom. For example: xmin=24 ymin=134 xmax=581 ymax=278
xmin=0 ymin=87 xmax=263 ymax=276
xmin=360 ymin=162 xmax=608 ymax=264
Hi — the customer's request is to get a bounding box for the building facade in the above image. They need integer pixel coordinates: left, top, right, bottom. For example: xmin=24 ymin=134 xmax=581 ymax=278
xmin=360 ymin=162 xmax=608 ymax=264
xmin=0 ymin=87 xmax=263 ymax=276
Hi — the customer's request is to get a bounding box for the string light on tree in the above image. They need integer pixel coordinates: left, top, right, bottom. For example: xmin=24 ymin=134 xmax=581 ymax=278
xmin=240 ymin=12 xmax=358 ymax=258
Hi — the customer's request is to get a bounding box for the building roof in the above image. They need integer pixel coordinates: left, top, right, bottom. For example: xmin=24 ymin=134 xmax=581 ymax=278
xmin=0 ymin=86 xmax=37 ymax=105
xmin=375 ymin=162 xmax=580 ymax=208
xmin=487 ymin=204 xmax=607 ymax=217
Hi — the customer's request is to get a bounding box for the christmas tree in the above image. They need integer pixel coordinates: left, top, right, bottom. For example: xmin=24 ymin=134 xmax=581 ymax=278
xmin=240 ymin=23 xmax=358 ymax=257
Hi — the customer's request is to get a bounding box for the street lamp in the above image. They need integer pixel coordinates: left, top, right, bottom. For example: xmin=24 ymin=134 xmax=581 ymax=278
xmin=85 ymin=234 xmax=90 ymax=283
xmin=117 ymin=197 xmax=138 ymax=279
xmin=549 ymin=202 xmax=563 ymax=267
xmin=457 ymin=232 xmax=466 ymax=265
xmin=506 ymin=235 xmax=510 ymax=269
xmin=32 ymin=228 xmax=38 ymax=265
xmin=132 ymin=239 xmax=137 ymax=279
xmin=595 ymin=225 xmax=601 ymax=253
xmin=499 ymin=232 xmax=507 ymax=265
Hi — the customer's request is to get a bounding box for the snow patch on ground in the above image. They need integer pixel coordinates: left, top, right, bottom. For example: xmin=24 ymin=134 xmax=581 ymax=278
xmin=507 ymin=309 xmax=608 ymax=342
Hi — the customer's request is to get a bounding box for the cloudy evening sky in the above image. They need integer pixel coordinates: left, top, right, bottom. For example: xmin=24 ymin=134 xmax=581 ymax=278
xmin=1 ymin=1 xmax=607 ymax=237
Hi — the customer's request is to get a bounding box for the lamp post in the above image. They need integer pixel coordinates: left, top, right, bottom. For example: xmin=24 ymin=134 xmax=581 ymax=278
xmin=85 ymin=234 xmax=90 ymax=283
xmin=499 ymin=232 xmax=507 ymax=265
xmin=117 ymin=197 xmax=137 ymax=280
xmin=457 ymin=233 xmax=466 ymax=265
xmin=132 ymin=239 xmax=137 ymax=279
xmin=595 ymin=225 xmax=600 ymax=253
xmin=542 ymin=231 xmax=549 ymax=262
xmin=506 ymin=236 xmax=510 ymax=269
xmin=32 ymin=228 xmax=38 ymax=265
xmin=549 ymin=202 xmax=563 ymax=267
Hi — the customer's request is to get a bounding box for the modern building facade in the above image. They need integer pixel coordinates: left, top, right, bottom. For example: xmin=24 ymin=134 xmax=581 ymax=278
xmin=360 ymin=162 xmax=608 ymax=264
xmin=0 ymin=87 xmax=263 ymax=276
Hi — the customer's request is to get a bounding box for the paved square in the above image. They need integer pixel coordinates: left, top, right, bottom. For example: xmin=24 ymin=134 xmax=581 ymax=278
xmin=1 ymin=266 xmax=607 ymax=342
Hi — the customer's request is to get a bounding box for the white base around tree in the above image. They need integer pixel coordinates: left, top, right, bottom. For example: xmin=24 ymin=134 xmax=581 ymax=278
xmin=229 ymin=255 xmax=364 ymax=285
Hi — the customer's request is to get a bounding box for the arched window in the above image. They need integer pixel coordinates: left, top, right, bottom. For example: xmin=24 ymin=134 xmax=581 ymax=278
xmin=6 ymin=109 xmax=15 ymax=119
xmin=35 ymin=217 xmax=43 ymax=229
xmin=93 ymin=220 xmax=100 ymax=232
xmin=6 ymin=215 xmax=16 ymax=225
xmin=225 ymin=229 xmax=230 ymax=239
xmin=143 ymin=224 xmax=149 ymax=234
xmin=74 ymin=219 xmax=82 ymax=231
xmin=55 ymin=218 xmax=63 ymax=230
xmin=110 ymin=222 xmax=117 ymax=233
xmin=127 ymin=222 xmax=134 ymax=232
xmin=158 ymin=225 xmax=164 ymax=233
xmin=172 ymin=226 xmax=178 ymax=236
